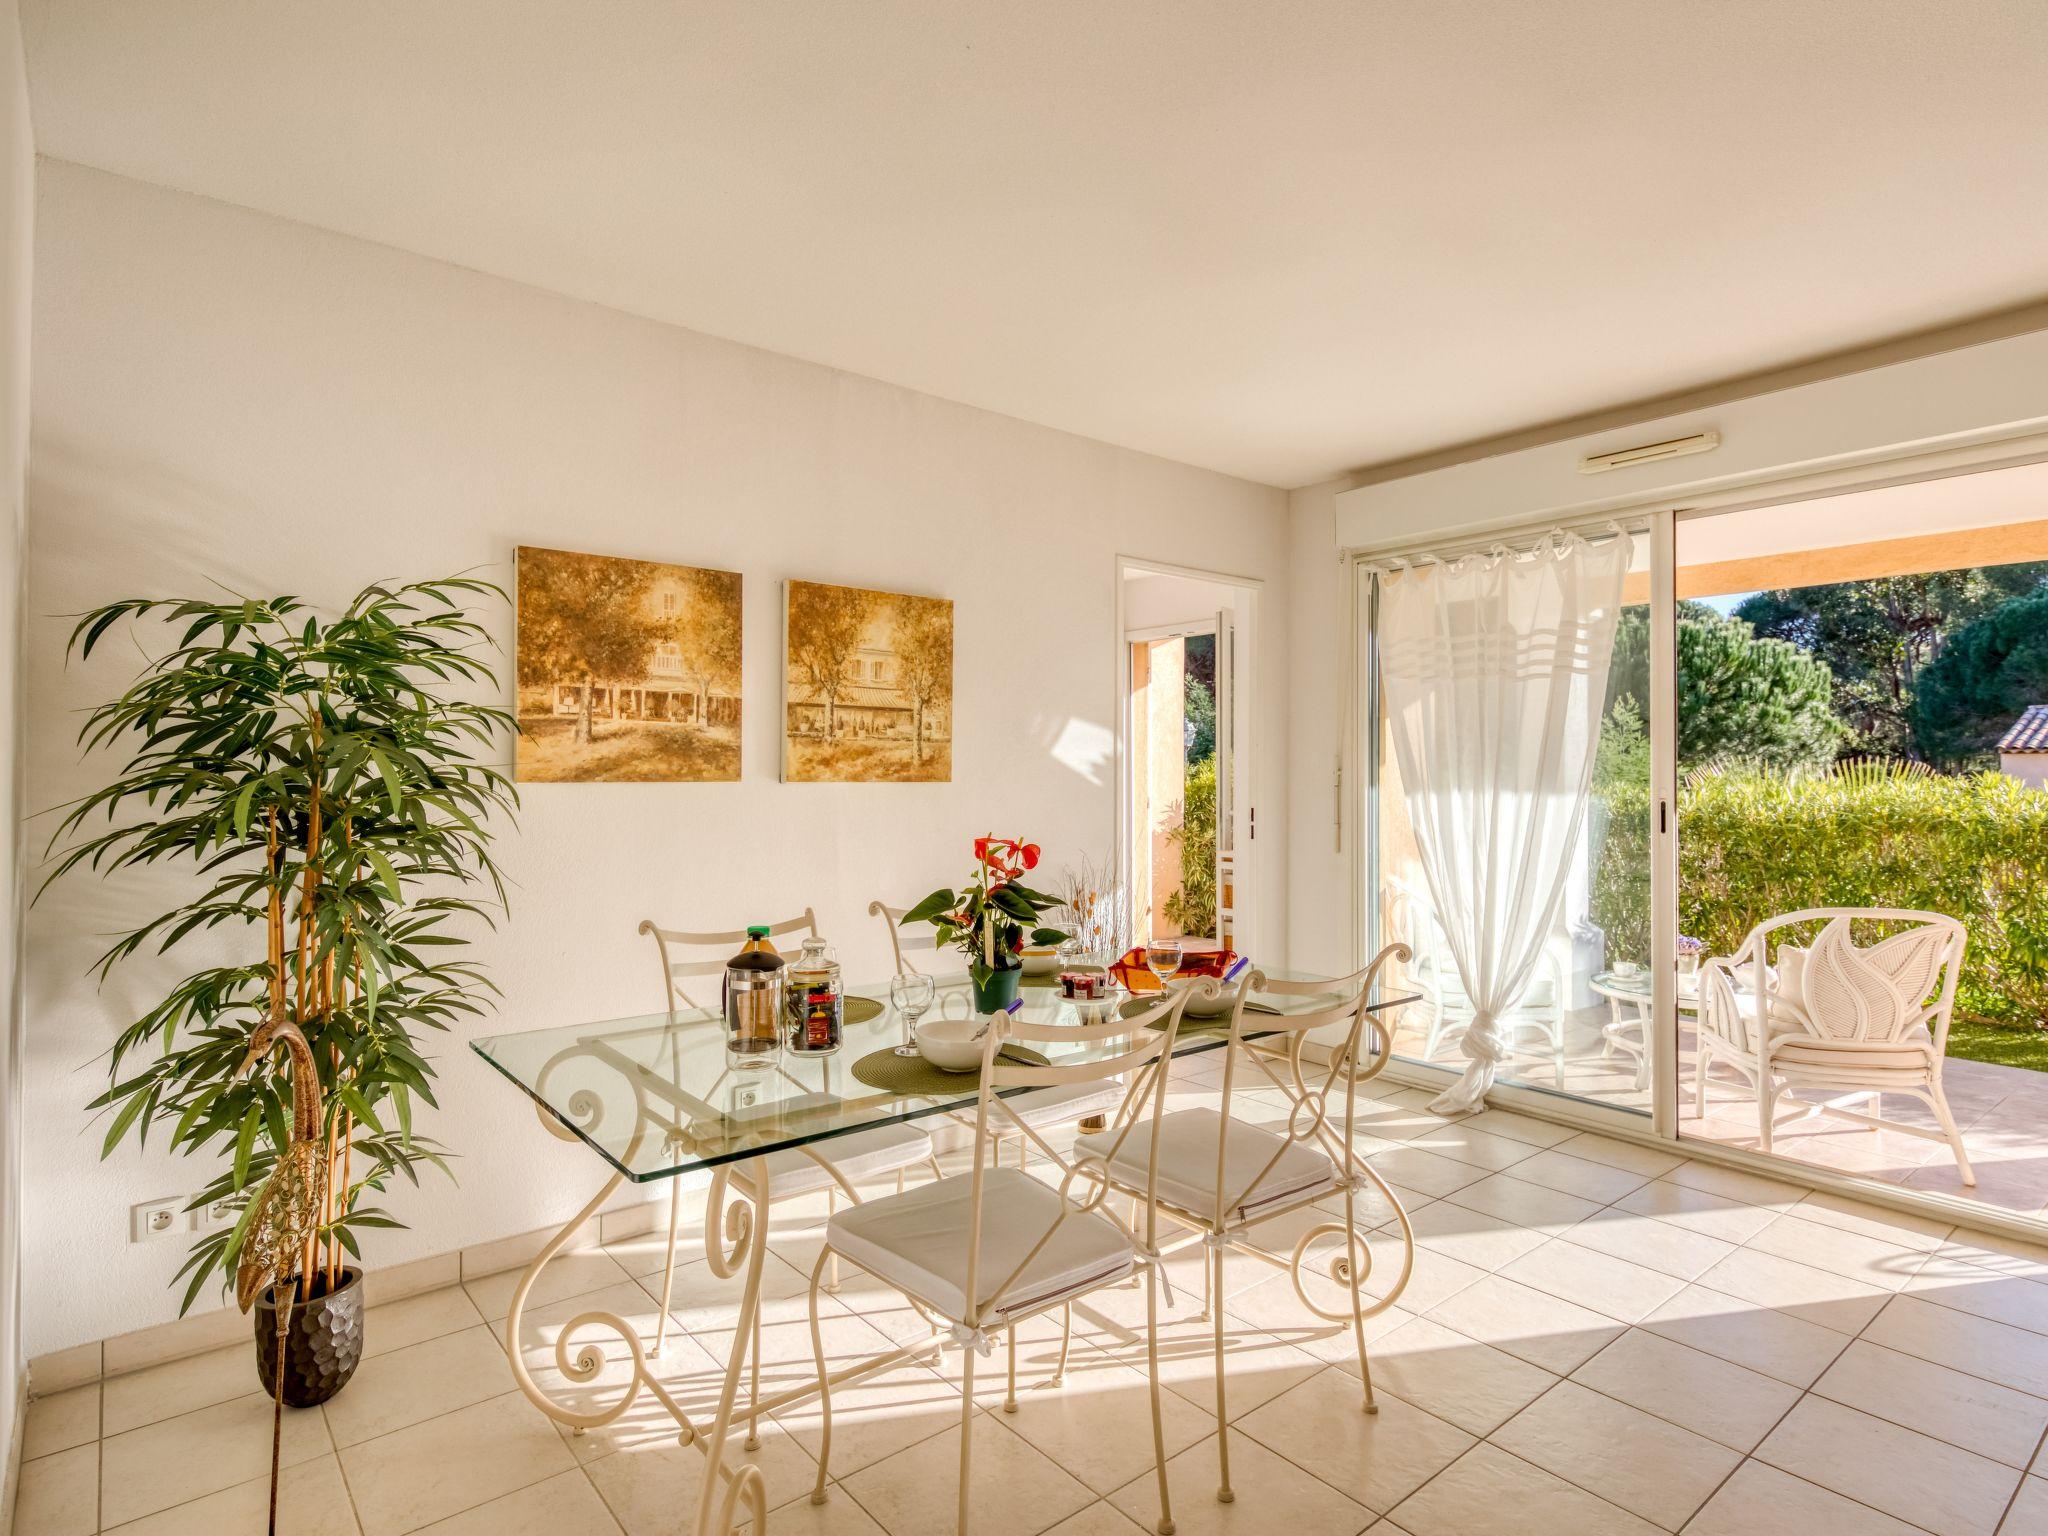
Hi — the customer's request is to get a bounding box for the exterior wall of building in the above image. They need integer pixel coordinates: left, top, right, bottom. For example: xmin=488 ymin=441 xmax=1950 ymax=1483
xmin=2002 ymin=751 xmax=2048 ymax=789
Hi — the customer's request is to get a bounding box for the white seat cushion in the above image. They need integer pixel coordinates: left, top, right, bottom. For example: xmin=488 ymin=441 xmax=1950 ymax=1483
xmin=1772 ymin=1023 xmax=1939 ymax=1074
xmin=828 ymin=1167 xmax=1134 ymax=1325
xmin=1076 ymin=1107 xmax=1336 ymax=1223
xmin=1008 ymin=1082 xmax=1123 ymax=1129
xmin=732 ymin=1121 xmax=933 ymax=1200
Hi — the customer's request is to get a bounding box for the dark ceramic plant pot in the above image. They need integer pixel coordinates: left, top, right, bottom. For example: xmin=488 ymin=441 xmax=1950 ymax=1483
xmin=252 ymin=1266 xmax=364 ymax=1407
xmin=969 ymin=963 xmax=1023 ymax=1015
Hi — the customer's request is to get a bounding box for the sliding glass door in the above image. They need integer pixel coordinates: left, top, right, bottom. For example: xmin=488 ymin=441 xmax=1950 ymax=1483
xmin=1360 ymin=516 xmax=1674 ymax=1125
xmin=1355 ymin=463 xmax=2048 ymax=1234
xmin=1670 ymin=465 xmax=2048 ymax=1225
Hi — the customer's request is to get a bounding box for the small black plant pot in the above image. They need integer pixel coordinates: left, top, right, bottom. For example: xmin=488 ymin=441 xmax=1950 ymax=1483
xmin=252 ymin=1266 xmax=365 ymax=1407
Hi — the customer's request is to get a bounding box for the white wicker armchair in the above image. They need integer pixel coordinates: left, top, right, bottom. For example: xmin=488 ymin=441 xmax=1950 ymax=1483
xmin=1693 ymin=908 xmax=1972 ymax=1185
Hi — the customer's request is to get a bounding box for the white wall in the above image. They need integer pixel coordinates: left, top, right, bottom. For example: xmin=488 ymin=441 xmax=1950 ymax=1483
xmin=21 ymin=161 xmax=1290 ymax=1356
xmin=2004 ymin=753 xmax=2048 ymax=790
xmin=0 ymin=0 xmax=28 ymax=1495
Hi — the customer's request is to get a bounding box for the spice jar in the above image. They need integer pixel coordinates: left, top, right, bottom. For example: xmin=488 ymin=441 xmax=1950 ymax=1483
xmin=784 ymin=936 xmax=844 ymax=1055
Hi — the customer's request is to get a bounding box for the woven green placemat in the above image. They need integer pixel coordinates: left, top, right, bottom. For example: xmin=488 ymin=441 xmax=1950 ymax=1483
xmin=844 ymin=995 xmax=884 ymax=1025
xmin=851 ymin=1043 xmax=1050 ymax=1096
xmin=1118 ymin=997 xmax=1235 ymax=1032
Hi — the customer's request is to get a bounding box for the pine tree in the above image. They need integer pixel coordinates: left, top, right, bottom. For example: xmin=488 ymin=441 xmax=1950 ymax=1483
xmin=1606 ymin=605 xmax=1841 ymax=772
xmin=1913 ymin=593 xmax=2048 ymax=767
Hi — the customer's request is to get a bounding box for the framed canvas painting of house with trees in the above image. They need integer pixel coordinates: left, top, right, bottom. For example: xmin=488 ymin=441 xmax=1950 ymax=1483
xmin=516 ymin=545 xmax=743 ymax=782
xmin=783 ymin=578 xmax=952 ymax=782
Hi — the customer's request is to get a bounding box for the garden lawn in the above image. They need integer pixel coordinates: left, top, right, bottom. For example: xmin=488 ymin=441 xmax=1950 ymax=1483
xmin=1947 ymin=1019 xmax=2048 ymax=1074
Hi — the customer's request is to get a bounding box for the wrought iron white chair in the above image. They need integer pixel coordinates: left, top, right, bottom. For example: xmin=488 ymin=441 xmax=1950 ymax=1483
xmin=1694 ymin=908 xmax=1973 ymax=1185
xmin=870 ymin=896 xmax=1122 ymax=1167
xmin=1389 ymin=876 xmax=1568 ymax=1086
xmin=805 ymin=987 xmax=1194 ymax=1536
xmin=1075 ymin=945 xmax=1415 ymax=1506
xmin=868 ymin=897 xmax=955 ymax=978
xmin=637 ymin=914 xmax=941 ymax=1380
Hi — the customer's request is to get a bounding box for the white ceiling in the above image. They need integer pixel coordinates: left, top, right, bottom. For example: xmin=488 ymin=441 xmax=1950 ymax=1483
xmin=20 ymin=2 xmax=2048 ymax=487
xmin=1686 ymin=458 xmax=2048 ymax=565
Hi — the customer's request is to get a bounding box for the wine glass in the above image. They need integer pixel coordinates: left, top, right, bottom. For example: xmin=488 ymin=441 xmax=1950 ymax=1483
xmin=1146 ymin=936 xmax=1184 ymax=988
xmin=890 ymin=972 xmax=936 ymax=1057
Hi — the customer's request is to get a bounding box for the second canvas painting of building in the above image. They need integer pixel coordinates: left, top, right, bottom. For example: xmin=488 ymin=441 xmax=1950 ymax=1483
xmin=784 ymin=579 xmax=953 ymax=782
xmin=515 ymin=545 xmax=743 ymax=782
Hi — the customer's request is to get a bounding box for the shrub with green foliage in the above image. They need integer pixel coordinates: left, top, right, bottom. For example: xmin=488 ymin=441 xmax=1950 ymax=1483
xmin=1164 ymin=754 xmax=1218 ymax=937
xmin=1588 ymin=699 xmax=1654 ymax=966
xmin=1592 ymin=766 xmax=2048 ymax=1028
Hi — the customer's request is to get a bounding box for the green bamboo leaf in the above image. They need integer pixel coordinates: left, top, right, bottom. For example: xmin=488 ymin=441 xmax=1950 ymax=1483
xmin=367 ymin=747 xmax=403 ymax=813
xmin=232 ymin=1106 xmax=260 ymax=1190
xmin=362 ymin=847 xmax=403 ymax=903
xmin=100 ymin=1091 xmax=152 ymax=1158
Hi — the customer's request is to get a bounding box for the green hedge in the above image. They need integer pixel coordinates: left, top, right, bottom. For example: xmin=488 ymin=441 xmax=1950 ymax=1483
xmin=1591 ymin=769 xmax=2048 ymax=1028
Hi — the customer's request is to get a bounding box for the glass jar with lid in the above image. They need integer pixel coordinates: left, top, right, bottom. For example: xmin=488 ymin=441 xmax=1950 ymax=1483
xmin=785 ymin=936 xmax=844 ymax=1055
xmin=722 ymin=925 xmax=785 ymax=1069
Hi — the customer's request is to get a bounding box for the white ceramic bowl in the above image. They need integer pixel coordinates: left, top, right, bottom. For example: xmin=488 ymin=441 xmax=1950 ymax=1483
xmin=916 ymin=1015 xmax=988 ymax=1072
xmin=1175 ymin=975 xmax=1240 ymax=1018
xmin=1020 ymin=946 xmax=1061 ymax=976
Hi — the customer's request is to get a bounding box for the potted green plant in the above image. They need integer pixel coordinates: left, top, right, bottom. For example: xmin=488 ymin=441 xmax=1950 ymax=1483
xmin=44 ymin=578 xmax=515 ymax=1401
xmin=901 ymin=836 xmax=1068 ymax=1012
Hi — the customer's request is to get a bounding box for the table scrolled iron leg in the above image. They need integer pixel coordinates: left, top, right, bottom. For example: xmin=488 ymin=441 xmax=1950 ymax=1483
xmin=503 ymin=1169 xmax=700 ymax=1441
xmin=694 ymin=1166 xmax=773 ymax=1536
xmin=507 ymin=1085 xmax=772 ymax=1536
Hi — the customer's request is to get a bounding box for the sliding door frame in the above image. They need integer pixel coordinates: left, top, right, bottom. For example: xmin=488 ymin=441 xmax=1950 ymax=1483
xmin=1350 ymin=513 xmax=1677 ymax=1135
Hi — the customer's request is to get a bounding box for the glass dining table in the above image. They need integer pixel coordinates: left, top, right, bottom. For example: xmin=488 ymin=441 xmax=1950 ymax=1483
xmin=472 ymin=969 xmax=1413 ymax=1535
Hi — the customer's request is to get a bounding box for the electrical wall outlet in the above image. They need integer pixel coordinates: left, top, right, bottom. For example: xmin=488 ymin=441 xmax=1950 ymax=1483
xmin=130 ymin=1196 xmax=187 ymax=1243
xmin=195 ymin=1197 xmax=239 ymax=1232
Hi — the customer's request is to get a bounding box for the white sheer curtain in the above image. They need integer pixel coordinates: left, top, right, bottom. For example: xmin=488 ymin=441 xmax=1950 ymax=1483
xmin=1375 ymin=530 xmax=1631 ymax=1115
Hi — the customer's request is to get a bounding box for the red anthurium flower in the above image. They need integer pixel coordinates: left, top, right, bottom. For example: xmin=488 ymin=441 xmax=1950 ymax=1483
xmin=1020 ymin=843 xmax=1040 ymax=870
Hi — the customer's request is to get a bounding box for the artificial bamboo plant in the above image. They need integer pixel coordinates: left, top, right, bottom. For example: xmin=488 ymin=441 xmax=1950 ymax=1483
xmin=46 ymin=578 xmax=516 ymax=1311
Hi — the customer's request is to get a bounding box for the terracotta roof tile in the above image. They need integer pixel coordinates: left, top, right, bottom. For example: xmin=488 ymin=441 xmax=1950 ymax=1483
xmin=2000 ymin=705 xmax=2048 ymax=753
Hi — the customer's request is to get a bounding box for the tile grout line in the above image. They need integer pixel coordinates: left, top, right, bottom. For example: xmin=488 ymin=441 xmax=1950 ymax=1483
xmin=563 ymin=1461 xmax=626 ymax=1536
xmin=1360 ymin=1143 xmax=1866 ymax=1531
xmin=1993 ymin=1417 xmax=2048 ymax=1534
xmin=1725 ymin=1230 xmax=1993 ymax=1536
xmin=329 ymin=1416 xmax=370 ymax=1536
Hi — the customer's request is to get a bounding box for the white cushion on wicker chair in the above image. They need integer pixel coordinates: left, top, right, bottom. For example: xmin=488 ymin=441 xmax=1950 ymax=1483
xmin=731 ymin=1121 xmax=934 ymax=1199
xmin=1076 ymin=1107 xmax=1336 ymax=1222
xmin=1771 ymin=1023 xmax=1939 ymax=1073
xmin=826 ymin=1167 xmax=1133 ymax=1324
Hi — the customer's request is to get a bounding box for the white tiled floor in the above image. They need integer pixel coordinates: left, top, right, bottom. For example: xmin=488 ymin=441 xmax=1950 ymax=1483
xmin=22 ymin=1065 xmax=2048 ymax=1535
xmin=1387 ymin=1000 xmax=2048 ymax=1229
